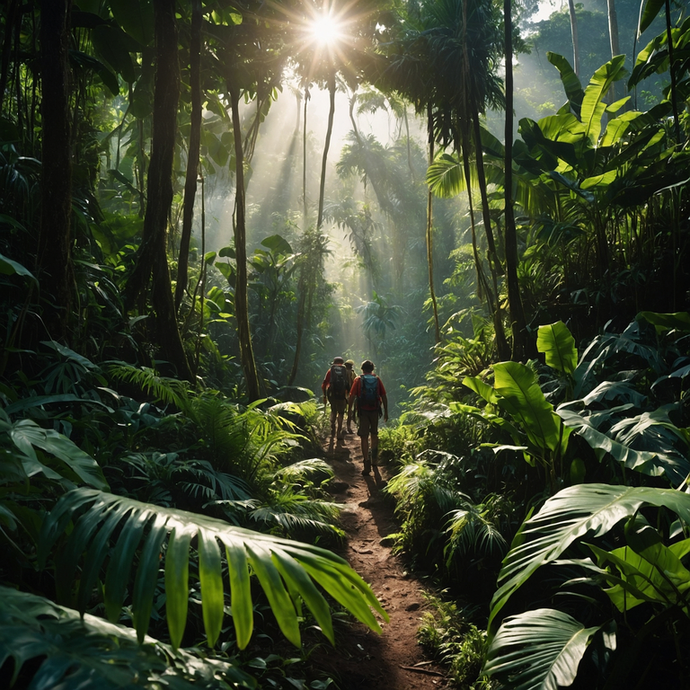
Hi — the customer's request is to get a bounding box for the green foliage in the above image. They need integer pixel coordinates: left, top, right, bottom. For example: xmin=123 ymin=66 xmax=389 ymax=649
xmin=38 ymin=488 xmax=387 ymax=650
xmin=0 ymin=586 xmax=254 ymax=689
xmin=484 ymin=483 xmax=690 ymax=687
xmin=485 ymin=609 xmax=611 ymax=690
xmin=418 ymin=596 xmax=494 ymax=688
xmin=0 ymin=408 xmax=108 ymax=490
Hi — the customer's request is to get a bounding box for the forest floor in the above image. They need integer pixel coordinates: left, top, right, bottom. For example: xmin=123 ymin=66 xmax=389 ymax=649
xmin=309 ymin=428 xmax=449 ymax=690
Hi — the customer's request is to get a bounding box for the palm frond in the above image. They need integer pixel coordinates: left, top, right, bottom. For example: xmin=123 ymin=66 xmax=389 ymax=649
xmin=0 ymin=586 xmax=254 ymax=689
xmin=484 ymin=608 xmax=608 ymax=690
xmin=38 ymin=488 xmax=387 ymax=651
xmin=272 ymin=458 xmax=334 ymax=484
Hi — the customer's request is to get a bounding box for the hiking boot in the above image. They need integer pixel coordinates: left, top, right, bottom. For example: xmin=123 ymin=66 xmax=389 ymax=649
xmin=338 ymin=429 xmax=345 ymax=440
xmin=361 ymin=466 xmax=370 ymax=476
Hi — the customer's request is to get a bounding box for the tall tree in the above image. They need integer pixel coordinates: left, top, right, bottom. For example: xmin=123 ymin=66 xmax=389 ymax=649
xmin=175 ymin=0 xmax=203 ymax=312
xmin=37 ymin=0 xmax=73 ymax=340
xmin=503 ymin=0 xmax=528 ymax=360
xmin=124 ymin=0 xmax=192 ymax=381
xmin=426 ymin=103 xmax=441 ymax=343
xmin=317 ymin=72 xmax=336 ymax=229
xmin=228 ymin=79 xmax=262 ymax=400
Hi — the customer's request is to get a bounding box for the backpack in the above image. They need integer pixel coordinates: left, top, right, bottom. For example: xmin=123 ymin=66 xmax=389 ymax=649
xmin=358 ymin=374 xmax=379 ymax=409
xmin=328 ymin=364 xmax=348 ymax=400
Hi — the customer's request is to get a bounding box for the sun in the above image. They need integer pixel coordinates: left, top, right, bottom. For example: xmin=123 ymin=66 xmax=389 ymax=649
xmin=308 ymin=13 xmax=344 ymax=46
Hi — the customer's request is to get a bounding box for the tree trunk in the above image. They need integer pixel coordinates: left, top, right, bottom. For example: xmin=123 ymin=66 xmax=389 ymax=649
xmin=606 ymin=0 xmax=621 ymax=101
xmin=302 ymin=85 xmax=309 ymax=228
xmin=288 ymin=270 xmax=307 ymax=386
xmin=316 ymin=73 xmax=335 ymax=230
xmin=175 ymin=0 xmax=202 ymax=311
xmin=37 ymin=0 xmax=73 ymax=340
xmin=426 ymin=104 xmax=441 ymax=344
xmin=229 ymin=84 xmax=262 ymax=401
xmin=504 ymin=0 xmax=529 ymax=361
xmin=125 ymin=0 xmax=192 ymax=381
xmin=567 ymin=0 xmax=580 ymax=76
xmin=472 ymin=111 xmax=510 ymax=360
xmin=0 ymin=0 xmax=19 ymax=113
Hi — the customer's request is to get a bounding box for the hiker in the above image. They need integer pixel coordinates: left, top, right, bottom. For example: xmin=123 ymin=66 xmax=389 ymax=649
xmin=344 ymin=359 xmax=356 ymax=433
xmin=348 ymin=360 xmax=388 ymax=475
xmin=322 ymin=356 xmax=349 ymax=439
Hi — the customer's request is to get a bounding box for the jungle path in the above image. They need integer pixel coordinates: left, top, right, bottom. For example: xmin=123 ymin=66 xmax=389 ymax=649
xmin=312 ymin=430 xmax=448 ymax=689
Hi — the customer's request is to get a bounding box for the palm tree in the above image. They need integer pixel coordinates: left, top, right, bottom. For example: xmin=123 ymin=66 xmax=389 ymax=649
xmin=378 ymin=0 xmax=509 ymax=358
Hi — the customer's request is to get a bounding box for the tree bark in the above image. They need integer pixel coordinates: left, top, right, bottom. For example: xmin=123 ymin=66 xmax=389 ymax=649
xmin=606 ymin=0 xmax=621 ymax=101
xmin=0 ymin=0 xmax=19 ymax=113
xmin=302 ymin=85 xmax=309 ymax=228
xmin=125 ymin=0 xmax=192 ymax=381
xmin=37 ymin=0 xmax=73 ymax=340
xmin=175 ymin=0 xmax=202 ymax=311
xmin=229 ymin=84 xmax=262 ymax=401
xmin=504 ymin=0 xmax=529 ymax=361
xmin=472 ymin=111 xmax=510 ymax=361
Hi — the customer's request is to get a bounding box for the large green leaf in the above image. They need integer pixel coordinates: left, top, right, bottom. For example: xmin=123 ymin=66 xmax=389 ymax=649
xmin=484 ymin=608 xmax=605 ymax=689
xmin=637 ymin=310 xmax=690 ymax=334
xmin=588 ymin=530 xmax=690 ymax=612
xmin=38 ymin=489 xmax=387 ymax=648
xmin=537 ymin=321 xmax=578 ymax=376
xmin=0 ymin=251 xmax=37 ymax=284
xmin=0 ymin=586 xmax=254 ymax=688
xmin=489 ymin=484 xmax=690 ymax=629
xmin=547 ymin=53 xmax=584 ymax=118
xmin=110 ymin=0 xmax=154 ymax=46
xmin=2 ymin=417 xmax=108 ymax=490
xmin=492 ymin=362 xmax=565 ymax=456
xmin=581 ymin=56 xmax=627 ymax=144
xmin=639 ymin=0 xmax=665 ymax=34
xmin=557 ymin=408 xmax=690 ymax=484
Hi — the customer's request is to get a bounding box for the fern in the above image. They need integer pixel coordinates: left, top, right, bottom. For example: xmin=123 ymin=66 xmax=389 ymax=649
xmin=107 ymin=363 xmax=190 ymax=410
xmin=250 ymin=489 xmax=344 ymax=540
xmin=272 ymin=458 xmax=334 ymax=485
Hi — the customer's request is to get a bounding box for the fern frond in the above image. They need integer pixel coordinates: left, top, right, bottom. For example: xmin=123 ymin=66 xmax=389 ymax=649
xmin=107 ymin=364 xmax=190 ymax=410
xmin=272 ymin=458 xmax=334 ymax=484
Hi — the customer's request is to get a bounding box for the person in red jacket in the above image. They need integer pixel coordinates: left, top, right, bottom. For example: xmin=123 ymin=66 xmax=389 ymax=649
xmin=348 ymin=360 xmax=388 ymax=475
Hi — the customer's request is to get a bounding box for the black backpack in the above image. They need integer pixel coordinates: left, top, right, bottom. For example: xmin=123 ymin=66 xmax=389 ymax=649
xmin=328 ymin=364 xmax=349 ymax=400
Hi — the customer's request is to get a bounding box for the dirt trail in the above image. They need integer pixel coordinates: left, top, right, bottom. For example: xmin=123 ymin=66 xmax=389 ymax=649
xmin=312 ymin=430 xmax=448 ymax=689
